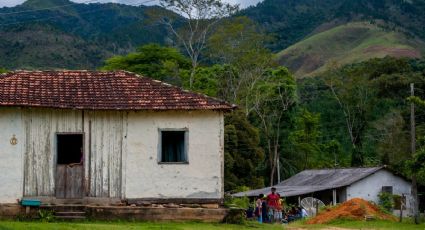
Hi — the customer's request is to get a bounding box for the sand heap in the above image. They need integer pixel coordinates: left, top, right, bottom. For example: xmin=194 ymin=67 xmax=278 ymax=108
xmin=306 ymin=198 xmax=396 ymax=224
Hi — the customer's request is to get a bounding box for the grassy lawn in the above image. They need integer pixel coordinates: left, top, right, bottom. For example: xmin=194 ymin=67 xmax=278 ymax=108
xmin=289 ymin=219 xmax=425 ymax=229
xmin=2 ymin=220 xmax=425 ymax=229
xmin=0 ymin=221 xmax=284 ymax=230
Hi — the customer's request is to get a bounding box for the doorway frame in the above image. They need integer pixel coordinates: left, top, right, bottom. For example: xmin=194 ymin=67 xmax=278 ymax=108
xmin=55 ymin=132 xmax=85 ymax=199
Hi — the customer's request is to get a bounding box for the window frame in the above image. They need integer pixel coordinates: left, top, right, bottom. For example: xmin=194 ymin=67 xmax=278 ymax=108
xmin=157 ymin=128 xmax=189 ymax=164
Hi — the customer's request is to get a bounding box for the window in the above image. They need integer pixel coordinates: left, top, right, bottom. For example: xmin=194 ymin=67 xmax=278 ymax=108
xmin=382 ymin=186 xmax=393 ymax=194
xmin=57 ymin=134 xmax=83 ymax=165
xmin=159 ymin=130 xmax=187 ymax=163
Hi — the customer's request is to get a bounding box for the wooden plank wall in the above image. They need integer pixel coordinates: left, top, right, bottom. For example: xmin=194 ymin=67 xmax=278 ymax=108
xmin=22 ymin=108 xmax=127 ymax=198
xmin=85 ymin=111 xmax=127 ymax=198
xmin=23 ymin=109 xmax=83 ymax=197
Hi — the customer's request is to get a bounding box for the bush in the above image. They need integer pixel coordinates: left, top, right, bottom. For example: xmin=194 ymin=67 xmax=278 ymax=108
xmin=378 ymin=192 xmax=394 ymax=212
xmin=224 ymin=196 xmax=250 ymax=209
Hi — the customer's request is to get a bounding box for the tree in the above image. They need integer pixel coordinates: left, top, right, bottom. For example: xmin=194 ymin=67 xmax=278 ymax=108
xmin=207 ymin=16 xmax=274 ymax=110
xmin=224 ymin=110 xmax=265 ymax=191
xmin=324 ymin=63 xmax=377 ymax=166
xmin=102 ymin=44 xmax=190 ymax=85
xmin=250 ymin=67 xmax=297 ymax=185
xmin=0 ymin=68 xmax=7 ymax=73
xmin=158 ymin=0 xmax=238 ymax=89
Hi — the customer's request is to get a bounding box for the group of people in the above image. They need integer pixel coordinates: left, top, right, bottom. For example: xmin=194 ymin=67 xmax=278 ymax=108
xmin=250 ymin=187 xmax=308 ymax=224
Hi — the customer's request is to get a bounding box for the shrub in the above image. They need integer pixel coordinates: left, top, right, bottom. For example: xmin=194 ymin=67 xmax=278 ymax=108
xmin=378 ymin=192 xmax=394 ymax=212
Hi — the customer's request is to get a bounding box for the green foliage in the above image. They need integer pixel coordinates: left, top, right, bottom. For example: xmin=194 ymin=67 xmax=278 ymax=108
xmin=224 ymin=110 xmax=265 ymax=191
xmin=224 ymin=196 xmax=250 ymax=210
xmin=0 ymin=2 xmax=172 ymax=69
xmin=0 ymin=68 xmax=7 ymax=73
xmin=378 ymin=192 xmax=395 ymax=212
xmin=102 ymin=44 xmax=190 ymax=85
xmin=289 ymin=109 xmax=343 ymax=169
xmin=38 ymin=209 xmax=55 ymax=222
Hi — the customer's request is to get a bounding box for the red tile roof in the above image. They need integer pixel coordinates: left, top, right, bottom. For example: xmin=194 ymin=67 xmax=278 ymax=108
xmin=0 ymin=71 xmax=235 ymax=110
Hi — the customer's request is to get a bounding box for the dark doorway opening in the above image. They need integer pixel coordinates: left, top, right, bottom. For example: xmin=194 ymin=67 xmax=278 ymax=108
xmin=57 ymin=134 xmax=83 ymax=165
xmin=56 ymin=133 xmax=84 ymax=199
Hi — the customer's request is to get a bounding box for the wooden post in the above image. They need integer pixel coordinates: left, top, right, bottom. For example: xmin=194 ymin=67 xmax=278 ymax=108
xmin=332 ymin=189 xmax=337 ymax=206
xmin=411 ymin=83 xmax=420 ymax=224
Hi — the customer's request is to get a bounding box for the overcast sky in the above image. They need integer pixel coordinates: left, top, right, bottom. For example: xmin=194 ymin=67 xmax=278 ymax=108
xmin=0 ymin=0 xmax=263 ymax=8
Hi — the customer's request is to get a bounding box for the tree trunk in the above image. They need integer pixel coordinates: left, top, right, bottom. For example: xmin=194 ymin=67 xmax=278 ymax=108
xmin=189 ymin=66 xmax=196 ymax=89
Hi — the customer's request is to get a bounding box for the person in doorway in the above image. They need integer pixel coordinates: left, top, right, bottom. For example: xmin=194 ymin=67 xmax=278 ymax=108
xmin=266 ymin=187 xmax=280 ymax=222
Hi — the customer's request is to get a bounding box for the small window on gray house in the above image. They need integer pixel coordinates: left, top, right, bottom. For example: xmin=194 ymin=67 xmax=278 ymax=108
xmin=160 ymin=130 xmax=187 ymax=163
xmin=382 ymin=186 xmax=393 ymax=194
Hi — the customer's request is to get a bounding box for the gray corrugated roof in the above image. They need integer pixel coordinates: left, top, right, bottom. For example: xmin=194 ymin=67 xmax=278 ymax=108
xmin=233 ymin=167 xmax=384 ymax=197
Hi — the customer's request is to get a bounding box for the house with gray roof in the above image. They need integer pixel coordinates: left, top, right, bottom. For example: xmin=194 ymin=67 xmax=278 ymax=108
xmin=234 ymin=167 xmax=412 ymax=216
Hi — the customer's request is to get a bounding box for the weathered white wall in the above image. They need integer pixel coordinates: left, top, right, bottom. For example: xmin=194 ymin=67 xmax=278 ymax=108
xmin=346 ymin=169 xmax=412 ymax=216
xmin=22 ymin=108 xmax=83 ymax=197
xmin=0 ymin=107 xmax=224 ymax=202
xmin=0 ymin=108 xmax=127 ymax=199
xmin=125 ymin=110 xmax=224 ymax=199
xmin=0 ymin=108 xmax=23 ymax=203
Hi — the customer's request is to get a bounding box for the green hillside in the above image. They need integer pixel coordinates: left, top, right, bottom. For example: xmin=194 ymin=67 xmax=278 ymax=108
xmin=243 ymin=0 xmax=425 ymax=51
xmin=0 ymin=0 xmax=174 ymax=69
xmin=275 ymin=22 xmax=425 ymax=77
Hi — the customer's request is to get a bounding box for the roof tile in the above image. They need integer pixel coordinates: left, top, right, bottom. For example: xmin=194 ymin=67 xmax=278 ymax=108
xmin=0 ymin=70 xmax=235 ymax=110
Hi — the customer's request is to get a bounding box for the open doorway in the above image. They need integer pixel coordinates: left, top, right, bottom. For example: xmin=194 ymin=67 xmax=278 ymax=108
xmin=57 ymin=134 xmax=83 ymax=165
xmin=56 ymin=133 xmax=84 ymax=199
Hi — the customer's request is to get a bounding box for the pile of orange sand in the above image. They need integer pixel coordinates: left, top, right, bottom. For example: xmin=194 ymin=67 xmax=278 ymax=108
xmin=306 ymin=198 xmax=397 ymax=224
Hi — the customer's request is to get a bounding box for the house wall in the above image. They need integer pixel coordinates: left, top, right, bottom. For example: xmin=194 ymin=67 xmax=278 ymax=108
xmin=125 ymin=110 xmax=224 ymax=200
xmin=346 ymin=169 xmax=412 ymax=216
xmin=0 ymin=108 xmax=224 ymax=202
xmin=0 ymin=108 xmax=24 ymax=203
xmin=0 ymin=107 xmax=127 ymax=200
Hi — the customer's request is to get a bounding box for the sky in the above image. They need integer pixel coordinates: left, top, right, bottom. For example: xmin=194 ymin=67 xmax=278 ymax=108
xmin=0 ymin=0 xmax=263 ymax=8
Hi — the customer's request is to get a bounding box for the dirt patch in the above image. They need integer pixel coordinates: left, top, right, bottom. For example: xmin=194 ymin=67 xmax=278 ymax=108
xmin=306 ymin=198 xmax=396 ymax=225
xmin=363 ymin=45 xmax=421 ymax=58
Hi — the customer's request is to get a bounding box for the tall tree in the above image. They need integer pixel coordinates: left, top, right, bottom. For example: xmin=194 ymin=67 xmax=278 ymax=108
xmin=250 ymin=67 xmax=297 ymax=185
xmin=158 ymin=0 xmax=238 ymax=88
xmin=324 ymin=63 xmax=377 ymax=166
xmin=207 ymin=16 xmax=274 ymax=112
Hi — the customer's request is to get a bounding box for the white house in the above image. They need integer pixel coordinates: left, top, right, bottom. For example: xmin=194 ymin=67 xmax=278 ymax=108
xmin=0 ymin=70 xmax=234 ymax=207
xmin=234 ymin=167 xmax=413 ymax=216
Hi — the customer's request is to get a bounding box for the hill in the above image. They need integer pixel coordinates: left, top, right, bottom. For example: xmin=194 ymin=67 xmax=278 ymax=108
xmin=242 ymin=0 xmax=425 ymax=51
xmin=0 ymin=0 xmax=174 ymax=69
xmin=275 ymin=22 xmax=425 ymax=77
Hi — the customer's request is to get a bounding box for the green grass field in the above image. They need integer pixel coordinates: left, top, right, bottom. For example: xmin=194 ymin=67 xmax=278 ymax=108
xmin=275 ymin=21 xmax=425 ymax=77
xmin=2 ymin=220 xmax=425 ymax=230
xmin=289 ymin=219 xmax=425 ymax=229
xmin=0 ymin=221 xmax=284 ymax=230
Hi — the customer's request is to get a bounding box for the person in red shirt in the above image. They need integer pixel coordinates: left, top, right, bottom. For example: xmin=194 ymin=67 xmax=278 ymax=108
xmin=267 ymin=187 xmax=280 ymax=222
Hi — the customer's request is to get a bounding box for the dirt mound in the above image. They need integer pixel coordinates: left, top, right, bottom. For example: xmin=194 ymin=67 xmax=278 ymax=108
xmin=306 ymin=198 xmax=396 ymax=224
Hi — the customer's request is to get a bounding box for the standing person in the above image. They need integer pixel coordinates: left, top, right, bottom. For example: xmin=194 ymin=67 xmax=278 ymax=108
xmin=276 ymin=193 xmax=284 ymax=222
xmin=267 ymin=187 xmax=280 ymax=223
xmin=261 ymin=194 xmax=268 ymax=223
xmin=255 ymin=194 xmax=263 ymax=223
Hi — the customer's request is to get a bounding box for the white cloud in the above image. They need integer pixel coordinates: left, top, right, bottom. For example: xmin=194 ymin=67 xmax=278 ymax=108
xmin=0 ymin=0 xmax=263 ymax=8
